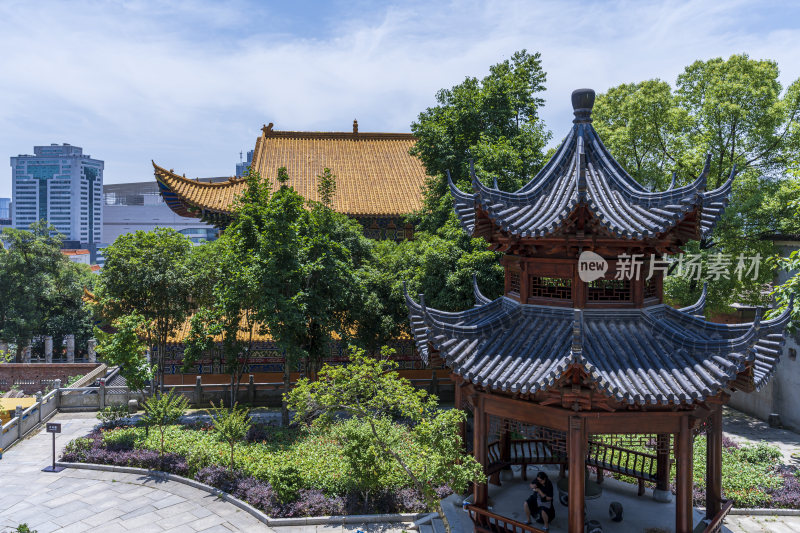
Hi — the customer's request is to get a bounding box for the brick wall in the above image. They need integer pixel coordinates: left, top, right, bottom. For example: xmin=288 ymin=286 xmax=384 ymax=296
xmin=0 ymin=363 xmax=102 ymax=394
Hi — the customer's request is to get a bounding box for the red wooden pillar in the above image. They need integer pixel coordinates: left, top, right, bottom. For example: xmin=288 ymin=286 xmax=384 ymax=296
xmin=676 ymin=415 xmax=694 ymax=533
xmin=473 ymin=394 xmax=488 ymax=507
xmin=568 ymin=416 xmax=585 ymax=533
xmin=454 ymin=380 xmax=466 ymax=452
xmin=656 ymin=433 xmax=671 ymax=491
xmin=706 ymin=406 xmax=723 ymax=519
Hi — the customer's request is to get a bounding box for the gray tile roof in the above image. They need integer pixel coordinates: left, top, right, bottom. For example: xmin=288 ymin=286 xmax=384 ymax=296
xmin=406 ymin=285 xmax=792 ymax=405
xmin=450 ymin=121 xmax=735 ymax=240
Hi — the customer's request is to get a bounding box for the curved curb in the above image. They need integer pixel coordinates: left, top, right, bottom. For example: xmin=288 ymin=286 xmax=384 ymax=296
xmin=727 ymin=508 xmax=800 ymax=516
xmin=56 ymin=461 xmax=424 ymax=527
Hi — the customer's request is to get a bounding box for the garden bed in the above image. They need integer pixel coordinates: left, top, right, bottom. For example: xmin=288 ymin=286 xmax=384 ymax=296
xmin=595 ymin=434 xmax=799 ymax=509
xmin=60 ymin=419 xmax=452 ymax=518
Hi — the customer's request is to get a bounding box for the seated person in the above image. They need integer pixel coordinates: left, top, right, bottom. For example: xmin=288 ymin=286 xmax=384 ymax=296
xmin=523 ymin=471 xmax=555 ymax=530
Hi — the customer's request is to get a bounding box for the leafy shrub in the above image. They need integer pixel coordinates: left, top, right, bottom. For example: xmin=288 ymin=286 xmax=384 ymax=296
xmin=101 ymin=428 xmax=139 ymax=451
xmin=141 ymin=390 xmax=189 ymax=461
xmin=288 ymin=489 xmax=345 ymax=517
xmin=233 ymin=477 xmax=278 ymax=515
xmin=767 ymin=466 xmax=800 ymax=508
xmin=97 ymin=404 xmax=130 ymax=427
xmin=271 ymin=464 xmax=303 ymax=503
xmin=208 ymin=401 xmax=251 ymax=471
xmin=62 ymin=437 xmax=93 ymax=461
xmin=196 ymin=465 xmax=240 ymax=493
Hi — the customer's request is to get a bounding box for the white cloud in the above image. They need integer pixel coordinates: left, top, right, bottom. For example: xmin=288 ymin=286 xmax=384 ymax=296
xmin=0 ymin=0 xmax=798 ymax=198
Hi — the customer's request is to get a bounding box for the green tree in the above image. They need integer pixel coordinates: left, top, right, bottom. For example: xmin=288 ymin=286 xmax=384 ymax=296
xmin=141 ymin=389 xmax=189 ymax=464
xmin=230 ymin=167 xmax=370 ymax=425
xmin=0 ymin=221 xmax=94 ymax=361
xmin=592 ymin=54 xmax=800 ymax=312
xmin=411 ymin=49 xmax=550 ymax=232
xmin=207 ymin=401 xmax=252 ymax=471
xmin=98 ymin=228 xmax=194 ymax=389
xmin=286 ymin=347 xmax=483 ymax=514
xmin=183 ymin=234 xmax=262 ymax=407
xmin=94 ymin=314 xmax=154 ymax=392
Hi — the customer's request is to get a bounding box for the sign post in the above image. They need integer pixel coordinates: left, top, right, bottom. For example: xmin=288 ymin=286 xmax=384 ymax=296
xmin=42 ymin=422 xmax=64 ymax=473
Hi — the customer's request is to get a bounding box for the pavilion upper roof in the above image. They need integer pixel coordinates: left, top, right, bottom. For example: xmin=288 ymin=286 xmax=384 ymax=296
xmin=153 ymin=123 xmax=427 ymax=220
xmin=406 ymin=280 xmax=793 ymax=406
xmin=450 ymin=89 xmax=735 ymax=242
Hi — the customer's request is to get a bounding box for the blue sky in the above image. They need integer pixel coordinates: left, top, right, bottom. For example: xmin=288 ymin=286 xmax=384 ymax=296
xmin=1 ymin=0 xmax=799 ymax=198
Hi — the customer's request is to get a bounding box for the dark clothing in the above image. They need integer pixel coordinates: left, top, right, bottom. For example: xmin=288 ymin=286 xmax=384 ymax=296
xmin=526 ymin=481 xmax=555 ymax=521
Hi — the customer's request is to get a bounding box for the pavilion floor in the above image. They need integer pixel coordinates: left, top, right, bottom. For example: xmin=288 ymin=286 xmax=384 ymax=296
xmin=444 ymin=464 xmax=732 ymax=533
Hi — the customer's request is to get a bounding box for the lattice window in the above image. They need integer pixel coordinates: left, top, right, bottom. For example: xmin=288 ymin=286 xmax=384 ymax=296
xmin=529 ymin=276 xmax=572 ymax=299
xmin=508 ymin=270 xmax=521 ymax=294
xmin=644 ymin=277 xmax=657 ymax=299
xmin=587 ymin=279 xmax=631 ymax=301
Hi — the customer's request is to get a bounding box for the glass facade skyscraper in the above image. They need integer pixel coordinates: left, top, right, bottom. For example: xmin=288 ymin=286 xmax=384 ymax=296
xmin=0 ymin=197 xmax=10 ymax=225
xmin=10 ymin=144 xmax=103 ymax=246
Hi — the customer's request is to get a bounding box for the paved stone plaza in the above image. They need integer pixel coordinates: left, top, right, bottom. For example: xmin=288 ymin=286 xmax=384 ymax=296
xmin=2 ymin=411 xmax=800 ymax=532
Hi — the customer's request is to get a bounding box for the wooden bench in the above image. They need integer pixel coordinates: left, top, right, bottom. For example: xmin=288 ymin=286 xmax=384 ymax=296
xmin=586 ymin=440 xmax=663 ymax=496
xmin=485 ymin=438 xmax=666 ymax=495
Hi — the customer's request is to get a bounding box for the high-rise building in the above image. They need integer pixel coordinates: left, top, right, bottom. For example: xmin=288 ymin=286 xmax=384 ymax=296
xmin=0 ymin=198 xmax=10 ymax=226
xmin=10 ymin=144 xmax=103 ymax=247
xmin=235 ymin=149 xmax=254 ymax=177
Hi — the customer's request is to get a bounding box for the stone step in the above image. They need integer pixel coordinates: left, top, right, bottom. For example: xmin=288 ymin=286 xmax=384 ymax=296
xmin=419 ymin=524 xmax=434 ymax=533
xmin=432 ymin=518 xmax=447 ymax=533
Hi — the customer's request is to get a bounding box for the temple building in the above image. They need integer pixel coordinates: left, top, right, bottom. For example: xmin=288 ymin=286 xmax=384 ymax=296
xmin=153 ymin=121 xmax=426 ymax=240
xmin=405 ymin=89 xmax=792 ymax=533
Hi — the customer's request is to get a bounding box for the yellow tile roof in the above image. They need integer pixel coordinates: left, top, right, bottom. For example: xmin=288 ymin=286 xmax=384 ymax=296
xmin=154 ymin=125 xmax=427 ymax=218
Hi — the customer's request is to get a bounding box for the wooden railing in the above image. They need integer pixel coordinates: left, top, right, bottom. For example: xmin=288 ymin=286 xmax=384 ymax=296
xmin=586 ymin=439 xmax=660 ymax=495
xmin=702 ymin=500 xmax=733 ymax=533
xmin=467 ymin=505 xmax=547 ymax=533
xmin=486 ymin=438 xmax=661 ymax=495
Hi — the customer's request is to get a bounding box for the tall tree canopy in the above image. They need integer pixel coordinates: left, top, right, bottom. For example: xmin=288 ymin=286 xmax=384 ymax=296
xmin=593 ymin=54 xmax=800 ymax=313
xmin=97 ymin=227 xmax=195 ymax=387
xmin=0 ymin=221 xmax=94 ymax=361
xmin=411 ymin=49 xmax=551 ymax=232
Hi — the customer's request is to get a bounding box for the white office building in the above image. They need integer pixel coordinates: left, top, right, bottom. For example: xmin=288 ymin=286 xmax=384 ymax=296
xmin=10 ymin=144 xmax=103 ymax=247
xmin=103 ymin=180 xmax=219 ymax=245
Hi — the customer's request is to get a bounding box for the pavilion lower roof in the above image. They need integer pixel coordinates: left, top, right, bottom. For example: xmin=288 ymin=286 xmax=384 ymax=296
xmin=405 ymin=281 xmax=792 ymax=406
xmin=153 ymin=128 xmax=427 ymax=220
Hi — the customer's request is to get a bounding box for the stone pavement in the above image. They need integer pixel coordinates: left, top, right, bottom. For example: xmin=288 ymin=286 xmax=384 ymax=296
xmin=3 ymin=409 xmax=800 ymax=532
xmin=0 ymin=413 xmax=271 ymax=533
xmin=0 ymin=412 xmax=409 ymax=533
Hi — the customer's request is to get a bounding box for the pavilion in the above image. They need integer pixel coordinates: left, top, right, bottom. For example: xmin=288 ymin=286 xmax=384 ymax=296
xmin=405 ymin=89 xmax=792 ymax=533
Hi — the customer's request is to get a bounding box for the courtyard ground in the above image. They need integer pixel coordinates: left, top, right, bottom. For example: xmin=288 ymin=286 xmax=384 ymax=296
xmin=1 ymin=408 xmax=799 ymax=532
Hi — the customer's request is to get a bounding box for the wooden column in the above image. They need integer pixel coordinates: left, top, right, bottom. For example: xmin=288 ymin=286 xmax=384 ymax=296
xmin=454 ymin=381 xmax=466 ymax=452
xmin=676 ymin=415 xmax=694 ymax=533
xmin=656 ymin=433 xmax=671 ymax=491
xmin=568 ymin=416 xmax=586 ymax=533
xmin=706 ymin=406 xmax=723 ymax=520
xmin=473 ymin=395 xmax=488 ymax=507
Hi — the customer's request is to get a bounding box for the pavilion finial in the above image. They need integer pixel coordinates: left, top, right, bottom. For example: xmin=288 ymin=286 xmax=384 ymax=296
xmin=353 ymin=119 xmax=358 ymax=134
xmin=262 ymin=123 xmax=274 ymax=135
xmin=572 ymin=88 xmax=595 ymax=123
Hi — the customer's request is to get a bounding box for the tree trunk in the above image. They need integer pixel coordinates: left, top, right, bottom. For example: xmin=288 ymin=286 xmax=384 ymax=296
xmin=281 ymin=361 xmax=291 ymax=426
